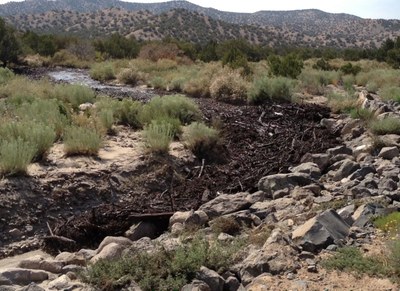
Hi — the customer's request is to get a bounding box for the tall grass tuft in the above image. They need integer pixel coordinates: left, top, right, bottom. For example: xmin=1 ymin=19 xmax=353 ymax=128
xmin=0 ymin=121 xmax=56 ymax=161
xmin=298 ymin=68 xmax=341 ymax=95
xmin=54 ymin=84 xmax=96 ymax=111
xmin=379 ymin=86 xmax=400 ymax=103
xmin=0 ymin=67 xmax=14 ymax=84
xmin=63 ymin=126 xmax=102 ymax=156
xmin=0 ymin=138 xmax=36 ymax=175
xmin=209 ymin=70 xmax=249 ymax=104
xmin=182 ymin=122 xmax=219 ymax=159
xmin=327 ymin=92 xmax=357 ymax=113
xmin=90 ymin=62 xmax=115 ymax=82
xmin=248 ymin=76 xmax=296 ymax=104
xmin=142 ymin=121 xmax=174 ymax=154
xmin=370 ymin=117 xmax=400 ymax=135
xmin=139 ymin=95 xmax=201 ymax=126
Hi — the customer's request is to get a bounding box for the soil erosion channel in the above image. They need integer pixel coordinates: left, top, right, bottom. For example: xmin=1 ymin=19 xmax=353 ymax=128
xmin=0 ymin=69 xmax=341 ymax=255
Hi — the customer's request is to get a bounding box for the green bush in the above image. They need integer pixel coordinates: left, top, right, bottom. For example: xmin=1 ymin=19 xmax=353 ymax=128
xmin=150 ymin=76 xmax=166 ymax=90
xmin=312 ymin=58 xmax=334 ymax=71
xmin=15 ymin=99 xmax=69 ymax=138
xmin=83 ymin=237 xmax=242 ymax=290
xmin=370 ymin=117 xmax=400 ymax=135
xmin=0 ymin=138 xmax=36 ymax=175
xmin=90 ymin=62 xmax=115 ymax=82
xmin=0 ymin=67 xmax=14 ymax=84
xmin=54 ymin=84 xmax=96 ymax=111
xmin=349 ymin=108 xmax=375 ymax=122
xmin=95 ymin=97 xmax=142 ymax=129
xmin=63 ymin=126 xmax=102 ymax=156
xmin=356 ymin=69 xmax=400 ymax=90
xmin=151 ymin=117 xmax=182 ymax=138
xmin=142 ymin=121 xmax=174 ymax=154
xmin=298 ymin=69 xmax=341 ymax=95
xmin=96 ymin=109 xmax=115 ymax=134
xmin=340 ymin=63 xmax=362 ymax=75
xmin=380 ymin=86 xmax=400 ymax=102
xmin=322 ymin=247 xmax=390 ymax=277
xmin=117 ymin=68 xmax=144 ymax=86
xmin=342 ymin=74 xmax=356 ymax=93
xmin=248 ymin=76 xmax=296 ymax=104
xmin=182 ymin=122 xmax=219 ymax=159
xmin=0 ymin=121 xmax=56 ymax=161
xmin=209 ymin=70 xmax=248 ymax=104
xmin=374 ymin=212 xmax=400 ymax=235
xmin=327 ymin=92 xmax=357 ymax=113
xmin=139 ymin=95 xmax=201 ymax=126
xmin=268 ymin=54 xmax=303 ymax=79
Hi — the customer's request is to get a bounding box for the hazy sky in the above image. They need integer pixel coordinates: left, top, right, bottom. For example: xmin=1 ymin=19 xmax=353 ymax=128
xmin=1 ymin=0 xmax=399 ymax=19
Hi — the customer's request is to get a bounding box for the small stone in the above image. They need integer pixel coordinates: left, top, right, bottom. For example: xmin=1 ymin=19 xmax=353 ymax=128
xmin=378 ymin=146 xmax=399 ymax=160
xmin=287 ymin=272 xmax=296 ymax=280
xmin=8 ymin=228 xmax=22 ymax=239
xmin=307 ymin=265 xmax=317 ymax=272
xmin=326 ymin=244 xmax=338 ymax=251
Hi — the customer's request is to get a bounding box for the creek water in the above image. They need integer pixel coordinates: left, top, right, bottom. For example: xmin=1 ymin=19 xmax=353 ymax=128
xmin=47 ymin=69 xmax=155 ymax=100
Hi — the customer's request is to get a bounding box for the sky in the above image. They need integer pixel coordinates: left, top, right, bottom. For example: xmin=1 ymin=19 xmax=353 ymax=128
xmin=0 ymin=0 xmax=399 ymax=19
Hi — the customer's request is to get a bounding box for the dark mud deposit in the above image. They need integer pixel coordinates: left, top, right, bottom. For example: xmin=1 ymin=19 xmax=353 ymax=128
xmin=0 ymin=68 xmax=341 ymax=254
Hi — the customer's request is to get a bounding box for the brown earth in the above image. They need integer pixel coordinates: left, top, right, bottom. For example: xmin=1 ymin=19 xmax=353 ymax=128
xmin=0 ymin=95 xmax=341 ymax=256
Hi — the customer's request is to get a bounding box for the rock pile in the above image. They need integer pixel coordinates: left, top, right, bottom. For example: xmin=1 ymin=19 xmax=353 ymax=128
xmin=2 ymin=88 xmax=400 ymax=290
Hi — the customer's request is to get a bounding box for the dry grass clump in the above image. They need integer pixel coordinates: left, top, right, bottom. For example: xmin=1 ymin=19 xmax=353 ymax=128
xmin=369 ymin=117 xmax=400 ymax=135
xmin=63 ymin=125 xmax=102 ymax=156
xmin=0 ymin=138 xmax=36 ymax=175
xmin=327 ymin=92 xmax=357 ymax=113
xmin=298 ymin=68 xmax=341 ymax=95
xmin=142 ymin=121 xmax=174 ymax=154
xmin=209 ymin=69 xmax=249 ymax=104
xmin=248 ymin=76 xmax=296 ymax=104
xmin=90 ymin=62 xmax=116 ymax=82
xmin=182 ymin=122 xmax=219 ymax=159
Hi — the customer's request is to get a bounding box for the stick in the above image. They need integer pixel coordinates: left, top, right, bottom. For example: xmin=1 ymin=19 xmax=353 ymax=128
xmin=46 ymin=222 xmax=54 ymax=236
xmin=198 ymin=159 xmax=205 ymax=178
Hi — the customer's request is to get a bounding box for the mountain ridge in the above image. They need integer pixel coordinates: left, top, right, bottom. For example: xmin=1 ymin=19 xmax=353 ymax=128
xmin=1 ymin=0 xmax=400 ymax=49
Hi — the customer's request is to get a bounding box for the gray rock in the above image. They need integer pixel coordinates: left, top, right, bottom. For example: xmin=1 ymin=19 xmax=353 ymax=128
xmin=171 ymin=222 xmax=185 ymax=235
xmin=225 ymin=276 xmax=240 ymax=291
xmin=292 ymin=209 xmax=350 ymax=252
xmin=18 ymin=255 xmax=63 ymax=274
xmin=300 ymin=153 xmax=330 ymax=172
xmin=337 ymin=204 xmax=355 ymax=225
xmin=378 ymin=146 xmax=399 ymax=160
xmin=125 ymin=221 xmax=159 ymax=241
xmin=8 ymin=228 xmax=22 ymax=239
xmin=347 ymin=166 xmax=376 ymax=181
xmin=96 ymin=236 xmax=132 ymax=254
xmin=352 ymin=203 xmax=388 ymax=227
xmin=327 ymin=145 xmax=353 ymax=156
xmin=55 ymin=252 xmax=86 ymax=266
xmin=258 ymin=173 xmax=313 ymax=198
xmin=198 ymin=192 xmax=253 ymax=219
xmin=62 ymin=264 xmax=84 ymax=274
xmin=76 ymin=248 xmax=96 ymax=260
xmin=196 ymin=267 xmax=224 ymax=291
xmin=16 ymin=283 xmax=45 ymax=291
xmin=185 ymin=210 xmax=209 ymax=227
xmin=290 ymin=162 xmax=321 ymax=179
xmin=0 ymin=268 xmax=48 ymax=286
xmin=47 ymin=274 xmax=71 ymax=290
xmin=181 ymin=280 xmax=211 ymax=291
xmin=169 ymin=211 xmax=192 ymax=226
xmin=91 ymin=242 xmax=127 ymax=263
xmin=333 ymin=159 xmax=360 ymax=181
xmin=330 ymin=154 xmax=355 ymax=165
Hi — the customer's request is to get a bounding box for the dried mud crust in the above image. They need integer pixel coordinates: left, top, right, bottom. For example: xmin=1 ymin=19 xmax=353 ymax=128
xmin=47 ymin=99 xmax=340 ymax=250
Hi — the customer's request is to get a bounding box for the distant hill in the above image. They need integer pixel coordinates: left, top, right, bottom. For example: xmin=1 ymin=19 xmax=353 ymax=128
xmin=2 ymin=0 xmax=400 ymax=48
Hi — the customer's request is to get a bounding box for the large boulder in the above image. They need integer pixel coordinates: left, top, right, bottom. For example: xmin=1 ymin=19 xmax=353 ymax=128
xmin=290 ymin=162 xmax=321 ymax=179
xmin=18 ymin=255 xmax=63 ymax=274
xmin=292 ymin=209 xmax=350 ymax=252
xmin=196 ymin=267 xmax=224 ymax=291
xmin=198 ymin=192 xmax=256 ymax=219
xmin=378 ymin=146 xmax=399 ymax=160
xmin=332 ymin=159 xmax=360 ymax=181
xmin=0 ymin=268 xmax=48 ymax=286
xmin=300 ymin=153 xmax=330 ymax=172
xmin=258 ymin=173 xmax=313 ymax=198
xmin=91 ymin=242 xmax=127 ymax=263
